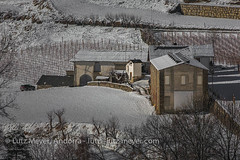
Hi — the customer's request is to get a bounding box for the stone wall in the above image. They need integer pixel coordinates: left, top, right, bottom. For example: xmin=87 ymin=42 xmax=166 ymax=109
xmin=180 ymin=3 xmax=240 ymax=20
xmin=150 ymin=63 xmax=208 ymax=114
xmin=87 ymin=81 xmax=133 ymax=92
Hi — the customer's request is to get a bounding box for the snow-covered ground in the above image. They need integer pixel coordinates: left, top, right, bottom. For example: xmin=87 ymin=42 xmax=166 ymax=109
xmin=1 ymin=86 xmax=154 ymax=126
xmin=88 ymin=0 xmax=233 ymax=7
xmin=52 ymin=0 xmax=240 ymax=30
xmin=0 ymin=0 xmax=239 ymax=50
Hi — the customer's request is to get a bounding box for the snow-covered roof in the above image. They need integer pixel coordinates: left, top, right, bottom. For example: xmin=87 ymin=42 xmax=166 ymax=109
xmin=149 ymin=44 xmax=214 ymax=60
xmin=189 ymin=44 xmax=214 ymax=57
xmin=149 ymin=45 xmax=189 ymax=60
xmin=96 ymin=76 xmax=109 ymax=80
xmin=150 ymin=52 xmax=208 ymax=71
xmin=71 ymin=50 xmax=148 ymax=62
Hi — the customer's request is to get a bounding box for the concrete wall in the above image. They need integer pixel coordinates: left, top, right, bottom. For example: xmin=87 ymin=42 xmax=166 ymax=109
xmin=150 ymin=63 xmax=208 ymax=114
xmin=180 ymin=3 xmax=240 ymax=20
xmin=133 ymin=63 xmax=142 ymax=81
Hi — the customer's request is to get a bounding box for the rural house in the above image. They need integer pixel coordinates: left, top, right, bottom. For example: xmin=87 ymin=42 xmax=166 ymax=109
xmin=149 ymin=44 xmax=214 ymax=69
xmin=150 ymin=52 xmax=208 ymax=114
xmin=71 ymin=50 xmax=148 ymax=86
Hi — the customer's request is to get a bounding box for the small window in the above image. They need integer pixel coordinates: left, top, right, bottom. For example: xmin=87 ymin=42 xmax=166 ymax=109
xmin=197 ymin=75 xmax=202 ymax=85
xmin=165 ymin=76 xmax=170 ymax=85
xmin=181 ymin=75 xmax=186 ymax=85
xmin=94 ymin=62 xmax=101 ymax=72
xmin=164 ymin=96 xmax=170 ymax=106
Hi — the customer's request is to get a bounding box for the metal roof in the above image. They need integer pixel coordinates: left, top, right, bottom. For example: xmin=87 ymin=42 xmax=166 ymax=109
xmin=150 ymin=52 xmax=208 ymax=71
xmin=71 ymin=50 xmax=148 ymax=62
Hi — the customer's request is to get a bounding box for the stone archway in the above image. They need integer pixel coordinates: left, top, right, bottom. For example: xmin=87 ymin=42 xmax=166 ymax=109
xmin=80 ymin=74 xmax=92 ymax=86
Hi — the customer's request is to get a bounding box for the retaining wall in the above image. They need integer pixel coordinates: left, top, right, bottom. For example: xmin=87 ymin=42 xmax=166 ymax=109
xmin=180 ymin=3 xmax=240 ymax=20
xmin=87 ymin=81 xmax=133 ymax=92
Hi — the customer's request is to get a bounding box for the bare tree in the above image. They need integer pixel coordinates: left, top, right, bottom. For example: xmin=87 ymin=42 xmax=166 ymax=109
xmin=47 ymin=110 xmax=55 ymax=132
xmin=104 ymin=116 xmax=120 ymax=139
xmin=89 ymin=14 xmax=99 ymax=24
xmin=29 ymin=143 xmax=55 ymax=160
xmin=105 ymin=13 xmax=115 ymax=25
xmin=54 ymin=143 xmax=77 ymax=160
xmin=0 ymin=33 xmax=17 ymax=119
xmin=0 ymin=124 xmax=5 ymax=157
xmin=54 ymin=108 xmax=66 ymax=138
xmin=213 ymin=102 xmax=240 ymax=160
xmin=130 ymin=15 xmax=141 ymax=26
xmin=92 ymin=118 xmax=104 ymax=136
xmin=119 ymin=13 xmax=131 ymax=26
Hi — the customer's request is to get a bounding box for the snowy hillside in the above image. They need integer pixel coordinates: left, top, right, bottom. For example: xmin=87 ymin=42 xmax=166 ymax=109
xmin=1 ymin=86 xmax=154 ymax=126
xmin=52 ymin=0 xmax=240 ymax=30
xmin=0 ymin=0 xmax=239 ymax=51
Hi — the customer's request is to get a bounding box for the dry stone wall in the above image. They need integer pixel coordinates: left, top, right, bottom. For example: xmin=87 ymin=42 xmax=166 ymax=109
xmin=180 ymin=3 xmax=240 ymax=20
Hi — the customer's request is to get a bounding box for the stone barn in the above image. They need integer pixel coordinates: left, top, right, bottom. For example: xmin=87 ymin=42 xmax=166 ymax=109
xmin=71 ymin=50 xmax=148 ymax=86
xmin=150 ymin=52 xmax=208 ymax=114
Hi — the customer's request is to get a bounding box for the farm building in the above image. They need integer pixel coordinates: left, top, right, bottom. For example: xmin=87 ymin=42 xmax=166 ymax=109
xmin=126 ymin=59 xmax=143 ymax=83
xmin=70 ymin=50 xmax=148 ymax=86
xmin=150 ymin=52 xmax=208 ymax=114
xmin=149 ymin=44 xmax=214 ymax=69
xmin=37 ymin=75 xmax=74 ymax=89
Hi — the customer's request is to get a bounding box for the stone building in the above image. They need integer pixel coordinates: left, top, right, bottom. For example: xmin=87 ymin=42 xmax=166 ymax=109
xmin=126 ymin=59 xmax=142 ymax=83
xmin=150 ymin=52 xmax=208 ymax=114
xmin=71 ymin=50 xmax=148 ymax=86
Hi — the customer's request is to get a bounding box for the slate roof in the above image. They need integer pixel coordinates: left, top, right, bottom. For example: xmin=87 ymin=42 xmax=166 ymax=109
xmin=150 ymin=52 xmax=208 ymax=71
xmin=149 ymin=44 xmax=214 ymax=60
xmin=37 ymin=75 xmax=74 ymax=87
xmin=149 ymin=45 xmax=189 ymax=60
xmin=189 ymin=44 xmax=214 ymax=57
xmin=71 ymin=50 xmax=148 ymax=62
xmin=128 ymin=59 xmax=142 ymax=63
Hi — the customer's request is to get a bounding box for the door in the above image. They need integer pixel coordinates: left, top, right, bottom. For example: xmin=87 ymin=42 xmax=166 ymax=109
xmin=174 ymin=91 xmax=193 ymax=110
xmin=80 ymin=74 xmax=92 ymax=86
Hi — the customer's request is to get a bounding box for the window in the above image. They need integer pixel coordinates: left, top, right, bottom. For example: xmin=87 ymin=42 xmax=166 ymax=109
xmin=181 ymin=75 xmax=186 ymax=85
xmin=164 ymin=96 xmax=170 ymax=106
xmin=197 ymin=75 xmax=202 ymax=85
xmin=165 ymin=76 xmax=170 ymax=85
xmin=94 ymin=62 xmax=101 ymax=72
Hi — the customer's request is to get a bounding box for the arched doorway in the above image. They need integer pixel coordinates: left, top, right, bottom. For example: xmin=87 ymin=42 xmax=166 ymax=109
xmin=80 ymin=74 xmax=92 ymax=86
